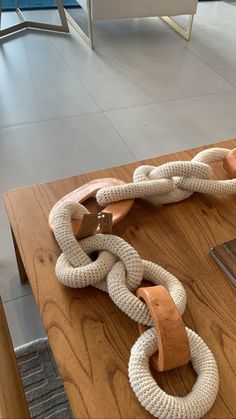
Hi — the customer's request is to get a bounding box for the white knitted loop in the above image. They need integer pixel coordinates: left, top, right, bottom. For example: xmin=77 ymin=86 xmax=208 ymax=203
xmin=52 ymin=202 xmax=186 ymax=324
xmin=136 ymin=161 xmax=212 ymax=181
xmin=60 ymin=233 xmax=144 ymax=290
xmin=52 ymin=202 xmax=144 ymax=291
xmin=192 ymin=147 xmax=229 ymax=163
xmin=134 ymin=161 xmax=212 ymax=205
xmin=55 ymin=252 xmax=116 ymax=289
xmin=96 ymin=147 xmax=236 ymax=207
xmin=129 ymin=327 xmax=219 ymax=419
xmin=52 ymin=201 xmax=117 ymax=288
xmin=52 ymin=201 xmax=92 ymax=267
xmin=107 ymin=259 xmax=186 ymax=325
xmin=96 ymin=178 xmax=174 ymax=205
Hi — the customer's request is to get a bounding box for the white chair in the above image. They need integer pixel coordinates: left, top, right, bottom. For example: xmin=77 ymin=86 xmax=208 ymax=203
xmin=65 ymin=0 xmax=198 ymax=48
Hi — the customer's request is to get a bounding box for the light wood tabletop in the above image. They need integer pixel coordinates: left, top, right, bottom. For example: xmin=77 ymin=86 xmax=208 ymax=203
xmin=4 ymin=139 xmax=236 ymax=419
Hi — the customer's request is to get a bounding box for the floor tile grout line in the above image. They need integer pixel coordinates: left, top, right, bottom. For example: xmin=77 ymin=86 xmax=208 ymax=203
xmin=50 ymin=24 xmax=105 ymax=115
xmin=0 ymin=12 xmax=102 ymax=131
xmin=152 ymin=9 xmax=236 ymax=89
xmin=103 ymin=87 xmax=236 ymax=115
xmin=44 ymin=17 xmax=236 ymax=113
xmin=182 ymin=45 xmax=236 ymax=89
xmin=102 ymin=112 xmax=139 ymax=161
xmin=169 ymin=24 xmax=236 ymax=89
xmin=50 ymin=18 xmax=236 ymax=115
xmin=0 ymin=110 xmax=102 ymax=131
xmin=8 ymin=10 xmax=235 ymax=122
xmin=50 ymin=17 xmax=140 ymax=159
xmin=0 ymin=86 xmax=235 ymax=133
xmin=3 ymin=291 xmax=33 ymax=305
xmin=0 ymin=18 xmax=148 ymax=161
xmin=1 ymin=11 xmax=236 ymax=136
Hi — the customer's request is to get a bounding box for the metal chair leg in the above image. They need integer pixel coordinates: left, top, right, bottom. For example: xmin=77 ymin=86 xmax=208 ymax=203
xmin=0 ymin=0 xmax=69 ymax=39
xmin=161 ymin=14 xmax=194 ymax=41
xmin=65 ymin=0 xmax=93 ymax=48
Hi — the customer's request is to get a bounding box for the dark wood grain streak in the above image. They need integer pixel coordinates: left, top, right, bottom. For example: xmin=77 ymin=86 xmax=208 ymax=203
xmin=3 ymin=139 xmax=236 ymax=418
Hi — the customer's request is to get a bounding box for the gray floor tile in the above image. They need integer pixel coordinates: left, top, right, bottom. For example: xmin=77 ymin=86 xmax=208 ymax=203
xmin=193 ymin=1 xmax=236 ymax=27
xmin=173 ymin=1 xmax=236 ymax=30
xmin=164 ymin=4 xmax=236 ymax=87
xmin=181 ymin=24 xmax=236 ymax=87
xmin=0 ymin=113 xmax=136 ymax=190
xmin=43 ymin=10 xmax=234 ymax=111
xmin=106 ymin=90 xmax=236 ymax=160
xmin=0 ymin=204 xmax=32 ymax=302
xmin=0 ymin=16 xmax=99 ymax=129
xmin=1 ymin=10 xmax=20 ymax=27
xmin=4 ymin=294 xmax=46 ymax=348
xmin=0 ymin=204 xmax=15 ymax=257
xmin=0 ymin=258 xmax=32 ymax=303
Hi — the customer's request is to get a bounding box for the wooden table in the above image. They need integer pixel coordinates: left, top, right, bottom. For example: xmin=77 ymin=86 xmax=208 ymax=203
xmin=4 ymin=139 xmax=236 ymax=419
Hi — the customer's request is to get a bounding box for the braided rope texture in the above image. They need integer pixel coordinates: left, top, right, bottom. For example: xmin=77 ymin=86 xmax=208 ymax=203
xmin=96 ymin=147 xmax=235 ymax=206
xmin=51 ymin=173 xmax=221 ymax=419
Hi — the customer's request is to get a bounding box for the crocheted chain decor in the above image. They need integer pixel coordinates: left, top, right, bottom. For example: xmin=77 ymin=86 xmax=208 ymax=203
xmin=51 ymin=200 xmax=219 ymax=419
xmin=96 ymin=147 xmax=236 ymax=207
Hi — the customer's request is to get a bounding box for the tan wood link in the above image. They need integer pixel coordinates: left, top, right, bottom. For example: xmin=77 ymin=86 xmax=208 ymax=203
xmin=223 ymin=148 xmax=236 ymax=178
xmin=48 ymin=178 xmax=134 ymax=236
xmin=0 ymin=297 xmax=30 ymax=418
xmin=136 ymin=285 xmax=190 ymax=372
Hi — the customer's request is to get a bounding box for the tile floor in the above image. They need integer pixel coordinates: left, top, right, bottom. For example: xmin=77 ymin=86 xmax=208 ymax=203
xmin=0 ymin=1 xmax=236 ymax=347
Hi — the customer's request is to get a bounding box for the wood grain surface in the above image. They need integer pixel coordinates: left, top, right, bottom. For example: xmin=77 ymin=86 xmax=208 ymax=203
xmin=3 ymin=139 xmax=236 ymax=419
xmin=0 ymin=297 xmax=30 ymax=419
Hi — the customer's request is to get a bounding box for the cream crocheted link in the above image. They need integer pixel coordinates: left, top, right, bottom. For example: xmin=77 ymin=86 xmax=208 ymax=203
xmin=51 ymin=200 xmax=219 ymax=418
xmin=96 ymin=147 xmax=235 ymax=206
xmin=52 ymin=201 xmax=186 ymax=324
xmin=129 ymin=327 xmax=219 ymax=419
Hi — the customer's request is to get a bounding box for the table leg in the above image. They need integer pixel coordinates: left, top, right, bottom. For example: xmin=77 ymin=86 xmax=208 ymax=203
xmin=11 ymin=228 xmax=28 ymax=284
xmin=0 ymin=297 xmax=30 ymax=418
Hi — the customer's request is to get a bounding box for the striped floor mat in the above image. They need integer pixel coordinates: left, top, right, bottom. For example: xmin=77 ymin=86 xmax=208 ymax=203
xmin=15 ymin=338 xmax=72 ymax=419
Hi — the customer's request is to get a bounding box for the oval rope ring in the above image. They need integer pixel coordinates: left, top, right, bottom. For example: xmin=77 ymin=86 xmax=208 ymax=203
xmin=55 ymin=234 xmax=144 ymax=291
xmin=51 ymin=202 xmax=187 ymax=325
xmin=129 ymin=327 xmax=219 ymax=419
xmin=52 ymin=201 xmax=144 ymax=290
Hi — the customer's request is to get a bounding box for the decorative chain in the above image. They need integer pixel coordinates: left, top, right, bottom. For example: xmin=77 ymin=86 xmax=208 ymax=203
xmin=96 ymin=147 xmax=236 ymax=207
xmin=51 ymin=197 xmax=219 ymax=419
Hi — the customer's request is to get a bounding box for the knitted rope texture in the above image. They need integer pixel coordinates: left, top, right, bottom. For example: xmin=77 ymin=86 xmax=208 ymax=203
xmin=51 ymin=198 xmax=219 ymax=418
xmin=96 ymin=147 xmax=236 ymax=207
xmin=129 ymin=328 xmax=219 ymax=419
